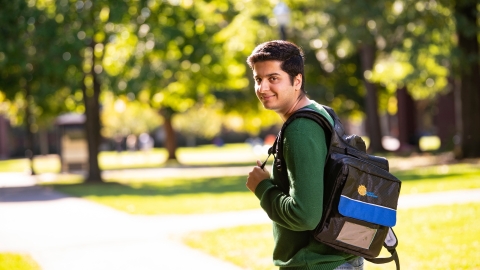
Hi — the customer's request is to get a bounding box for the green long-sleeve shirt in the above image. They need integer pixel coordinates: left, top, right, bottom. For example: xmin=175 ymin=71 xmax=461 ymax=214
xmin=254 ymin=101 xmax=356 ymax=270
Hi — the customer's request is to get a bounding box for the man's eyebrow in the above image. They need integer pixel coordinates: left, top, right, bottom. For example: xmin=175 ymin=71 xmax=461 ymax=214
xmin=254 ymin=72 xmax=281 ymax=78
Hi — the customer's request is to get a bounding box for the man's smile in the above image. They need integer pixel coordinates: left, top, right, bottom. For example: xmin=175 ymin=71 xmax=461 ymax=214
xmin=261 ymin=94 xmax=276 ymax=101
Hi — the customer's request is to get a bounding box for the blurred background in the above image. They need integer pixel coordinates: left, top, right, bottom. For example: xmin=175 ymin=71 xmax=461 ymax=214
xmin=1 ymin=1 xmax=479 ymax=269
xmin=1 ymin=0 xmax=479 ymax=181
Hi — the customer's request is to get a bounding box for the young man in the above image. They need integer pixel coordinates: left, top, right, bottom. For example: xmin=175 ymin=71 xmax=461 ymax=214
xmin=246 ymin=40 xmax=363 ymax=270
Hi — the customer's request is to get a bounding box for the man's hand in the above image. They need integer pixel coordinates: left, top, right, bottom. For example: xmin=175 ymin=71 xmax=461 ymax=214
xmin=247 ymin=160 xmax=270 ymax=193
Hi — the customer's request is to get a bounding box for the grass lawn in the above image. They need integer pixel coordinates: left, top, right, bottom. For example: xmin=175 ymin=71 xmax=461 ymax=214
xmin=52 ymin=176 xmax=260 ymax=215
xmin=44 ymin=157 xmax=480 ymax=269
xmin=184 ymin=223 xmax=275 ymax=270
xmin=183 ymin=202 xmax=480 ymax=270
xmin=0 ymin=253 xmax=40 ymax=270
xmin=46 ymin=162 xmax=480 ymax=215
xmin=2 ymin=147 xmax=479 ymax=269
xmin=0 ymin=143 xmax=268 ymax=173
xmin=392 ymin=163 xmax=480 ymax=194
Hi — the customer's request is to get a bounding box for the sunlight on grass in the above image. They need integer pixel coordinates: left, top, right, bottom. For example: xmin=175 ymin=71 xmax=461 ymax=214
xmin=36 ymin=173 xmax=84 ymax=185
xmin=0 ymin=143 xmax=266 ymax=173
xmin=51 ymin=176 xmax=261 ymax=215
xmin=0 ymin=159 xmax=31 ymax=173
xmin=22 ymin=152 xmax=480 ymax=270
xmin=183 ymin=203 xmax=480 ymax=270
xmin=45 ymin=162 xmax=480 ymax=215
xmin=366 ymin=202 xmax=480 ymax=270
xmin=84 ymin=192 xmax=259 ymax=215
xmin=394 ymin=163 xmax=480 ymax=194
xmin=183 ymin=224 xmax=275 ymax=270
xmin=418 ymin=136 xmax=441 ymax=152
xmin=177 ymin=144 xmax=268 ymax=165
xmin=99 ymin=149 xmax=167 ymax=170
xmin=0 ymin=253 xmax=40 ymax=270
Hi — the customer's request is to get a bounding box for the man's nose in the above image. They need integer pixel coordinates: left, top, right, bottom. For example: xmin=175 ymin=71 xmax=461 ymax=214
xmin=258 ymin=80 xmax=269 ymax=92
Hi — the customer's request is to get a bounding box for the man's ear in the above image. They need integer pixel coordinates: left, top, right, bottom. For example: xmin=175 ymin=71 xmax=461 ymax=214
xmin=294 ymin=74 xmax=302 ymax=89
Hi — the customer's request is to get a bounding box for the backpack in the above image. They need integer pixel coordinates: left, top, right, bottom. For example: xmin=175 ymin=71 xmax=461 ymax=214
xmin=261 ymin=105 xmax=401 ymax=270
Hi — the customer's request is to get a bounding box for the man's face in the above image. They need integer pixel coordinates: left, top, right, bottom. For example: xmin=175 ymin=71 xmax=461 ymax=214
xmin=252 ymin=60 xmax=302 ymax=116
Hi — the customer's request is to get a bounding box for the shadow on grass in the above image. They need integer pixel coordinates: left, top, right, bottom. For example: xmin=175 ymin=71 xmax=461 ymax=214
xmin=0 ymin=186 xmax=70 ymax=202
xmin=49 ymin=176 xmax=249 ymax=199
xmin=394 ymin=171 xmax=475 ymax=182
xmin=393 ymin=166 xmax=480 ymax=182
xmin=101 ymin=161 xmax=260 ymax=171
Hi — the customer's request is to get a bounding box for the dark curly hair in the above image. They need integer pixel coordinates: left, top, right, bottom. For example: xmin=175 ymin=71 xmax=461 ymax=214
xmin=247 ymin=40 xmax=305 ymax=93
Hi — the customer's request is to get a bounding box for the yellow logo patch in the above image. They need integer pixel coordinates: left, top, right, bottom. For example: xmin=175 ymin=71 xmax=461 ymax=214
xmin=358 ymin=185 xmax=367 ymax=196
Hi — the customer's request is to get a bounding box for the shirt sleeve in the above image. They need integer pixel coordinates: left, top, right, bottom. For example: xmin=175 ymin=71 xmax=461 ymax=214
xmin=254 ymin=118 xmax=329 ymax=231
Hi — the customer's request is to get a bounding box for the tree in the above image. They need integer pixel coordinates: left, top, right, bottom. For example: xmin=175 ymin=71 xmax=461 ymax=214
xmin=285 ymin=0 xmax=387 ymax=152
xmin=125 ymin=0 xmax=277 ymax=161
xmin=5 ymin=0 xmax=284 ymax=177
xmin=453 ymin=0 xmax=480 ymax=158
xmin=0 ymin=0 xmax=80 ymax=173
xmin=121 ymin=0 xmax=223 ymax=160
xmin=361 ymin=0 xmax=479 ymax=157
xmin=55 ymin=0 xmax=139 ymax=182
xmin=211 ymin=0 xmax=286 ymax=136
xmin=286 ymin=11 xmax=365 ymax=120
xmin=367 ymin=0 xmax=455 ymax=150
xmin=285 ymin=0 xmax=460 ymax=153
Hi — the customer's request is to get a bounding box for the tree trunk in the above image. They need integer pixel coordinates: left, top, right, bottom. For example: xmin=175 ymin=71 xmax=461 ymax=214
xmin=396 ymin=87 xmax=417 ymax=152
xmin=0 ymin=115 xmax=9 ymax=160
xmin=160 ymin=108 xmax=177 ymax=161
xmin=24 ymin=83 xmax=36 ymax=175
xmin=39 ymin=128 xmax=49 ymax=155
xmin=358 ymin=43 xmax=385 ymax=153
xmin=433 ymin=87 xmax=456 ymax=151
xmin=454 ymin=0 xmax=480 ymax=158
xmin=82 ymin=44 xmax=103 ymax=183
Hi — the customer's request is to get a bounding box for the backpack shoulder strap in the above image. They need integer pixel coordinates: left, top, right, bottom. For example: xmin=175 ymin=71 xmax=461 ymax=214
xmin=261 ymin=106 xmax=347 ymax=169
xmin=270 ymin=107 xmax=335 ymax=171
xmin=286 ymin=107 xmax=334 ymax=135
xmin=260 ymin=107 xmax=334 ymax=170
xmin=320 ymin=105 xmax=346 ymax=138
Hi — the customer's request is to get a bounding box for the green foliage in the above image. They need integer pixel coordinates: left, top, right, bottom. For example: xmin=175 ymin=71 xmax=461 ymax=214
xmin=283 ymin=0 xmax=458 ymax=116
xmin=266 ymin=1 xmax=369 ymax=116
xmin=0 ymin=0 xmax=81 ymax=128
xmin=100 ymin=92 xmax=162 ymax=138
xmin=173 ymin=104 xmax=223 ymax=140
xmin=372 ymin=0 xmax=454 ymax=99
xmin=128 ymin=0 xmax=278 ymax=118
xmin=208 ymin=0 xmax=286 ymax=133
xmin=0 ymin=0 xmax=476 ymax=144
xmin=126 ymin=1 xmax=230 ymax=109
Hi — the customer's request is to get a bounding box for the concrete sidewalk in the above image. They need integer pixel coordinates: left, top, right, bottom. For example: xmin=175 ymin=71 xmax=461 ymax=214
xmin=1 ymin=171 xmax=480 ymax=270
xmin=0 ymin=183 xmax=269 ymax=270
